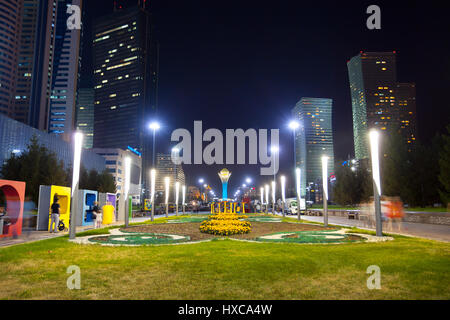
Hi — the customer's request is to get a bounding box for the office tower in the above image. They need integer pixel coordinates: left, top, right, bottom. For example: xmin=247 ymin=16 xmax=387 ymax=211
xmin=396 ymin=83 xmax=417 ymax=146
xmin=47 ymin=0 xmax=83 ymax=141
xmin=0 ymin=0 xmax=22 ymax=117
xmin=155 ymin=153 xmax=185 ymax=194
xmin=75 ymin=88 xmax=94 ymax=148
xmin=292 ymin=98 xmax=334 ymax=198
xmin=28 ymin=0 xmax=58 ymax=131
xmin=347 ymin=51 xmax=417 ymax=159
xmin=92 ymin=4 xmax=158 ymax=200
xmin=92 ymin=5 xmax=157 ymax=149
xmin=7 ymin=0 xmax=82 ymax=138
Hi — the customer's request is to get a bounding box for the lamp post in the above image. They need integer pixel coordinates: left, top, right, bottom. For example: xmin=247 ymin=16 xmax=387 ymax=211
xmin=172 ymin=147 xmax=180 ymax=192
xmin=182 ymin=185 xmax=186 ymax=215
xmin=149 ymin=121 xmax=161 ymax=167
xmin=175 ymin=181 xmax=180 ymax=216
xmin=295 ymin=167 xmax=301 ymax=221
xmin=264 ymin=184 xmax=269 ymax=214
xmin=271 ymin=180 xmax=276 ymax=214
xmin=150 ymin=168 xmax=156 ymax=222
xmin=124 ymin=156 xmax=131 ymax=227
xmin=69 ymin=131 xmax=83 ymax=240
xmin=260 ymin=187 xmax=264 ymax=213
xmin=280 ymin=175 xmax=286 ymax=217
xmin=198 ymin=178 xmax=204 ymax=204
xmin=164 ymin=176 xmax=170 ymax=218
xmin=321 ymin=156 xmax=329 ymax=227
xmin=369 ymin=130 xmax=383 ymax=237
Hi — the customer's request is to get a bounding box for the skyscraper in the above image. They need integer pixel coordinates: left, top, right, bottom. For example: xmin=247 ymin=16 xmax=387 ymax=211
xmin=292 ymin=98 xmax=334 ymax=198
xmin=75 ymin=87 xmax=94 ymax=148
xmin=396 ymin=83 xmax=417 ymax=146
xmin=347 ymin=51 xmax=417 ymax=159
xmin=92 ymin=4 xmax=158 ymax=200
xmin=2 ymin=0 xmax=82 ymax=139
xmin=92 ymin=5 xmax=158 ymax=150
xmin=47 ymin=0 xmax=83 ymax=141
xmin=0 ymin=0 xmax=21 ymax=118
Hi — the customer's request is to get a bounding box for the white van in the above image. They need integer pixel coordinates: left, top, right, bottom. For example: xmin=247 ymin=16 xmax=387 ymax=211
xmin=285 ymin=197 xmax=306 ymax=214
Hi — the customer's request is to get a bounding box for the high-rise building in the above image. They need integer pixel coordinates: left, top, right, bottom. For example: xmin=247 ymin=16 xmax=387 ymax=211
xmin=92 ymin=5 xmax=157 ymax=150
xmin=47 ymin=0 xmax=83 ymax=141
xmin=292 ymin=98 xmax=334 ymax=198
xmin=0 ymin=0 xmax=21 ymax=118
xmin=3 ymin=0 xmax=82 ymax=139
xmin=92 ymin=4 xmax=158 ymax=200
xmin=155 ymin=153 xmax=185 ymax=196
xmin=75 ymin=88 xmax=94 ymax=148
xmin=396 ymin=83 xmax=417 ymax=146
xmin=347 ymin=51 xmax=417 ymax=159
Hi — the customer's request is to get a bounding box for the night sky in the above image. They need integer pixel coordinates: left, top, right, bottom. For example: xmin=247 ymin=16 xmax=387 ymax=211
xmin=85 ymin=0 xmax=450 ymax=195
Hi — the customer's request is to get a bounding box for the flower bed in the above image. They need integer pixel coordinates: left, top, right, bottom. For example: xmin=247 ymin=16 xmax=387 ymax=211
xmin=200 ymin=213 xmax=251 ymax=235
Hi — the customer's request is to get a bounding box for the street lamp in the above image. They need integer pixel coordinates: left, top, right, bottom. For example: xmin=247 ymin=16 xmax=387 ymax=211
xmin=260 ymin=187 xmax=264 ymax=213
xmin=246 ymin=178 xmax=252 ymax=184
xmin=182 ymin=185 xmax=186 ymax=215
xmin=295 ymin=167 xmax=301 ymax=221
xmin=149 ymin=121 xmax=161 ymax=167
xmin=150 ymin=168 xmax=156 ymax=222
xmin=280 ymin=175 xmax=286 ymax=217
xmin=164 ymin=176 xmax=170 ymax=218
xmin=175 ymin=181 xmax=180 ymax=216
xmin=124 ymin=156 xmax=131 ymax=227
xmin=369 ymin=130 xmax=383 ymax=237
xmin=69 ymin=131 xmax=83 ymax=240
xmin=264 ymin=184 xmax=269 ymax=214
xmin=271 ymin=180 xmax=276 ymax=214
xmin=321 ymin=156 xmax=329 ymax=227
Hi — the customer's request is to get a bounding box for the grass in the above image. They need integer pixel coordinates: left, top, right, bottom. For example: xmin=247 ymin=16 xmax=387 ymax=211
xmin=0 ymin=215 xmax=449 ymax=300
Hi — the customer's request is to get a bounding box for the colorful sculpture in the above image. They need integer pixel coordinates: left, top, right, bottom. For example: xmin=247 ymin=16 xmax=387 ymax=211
xmin=0 ymin=179 xmax=26 ymax=238
xmin=36 ymin=185 xmax=71 ymax=231
xmin=75 ymin=189 xmax=98 ymax=226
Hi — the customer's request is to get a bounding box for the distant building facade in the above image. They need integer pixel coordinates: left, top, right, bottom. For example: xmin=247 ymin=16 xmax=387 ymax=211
xmin=0 ymin=114 xmax=105 ymax=172
xmin=292 ymin=97 xmax=334 ymax=198
xmin=91 ymin=148 xmax=142 ymax=200
xmin=347 ymin=51 xmax=417 ymax=159
xmin=155 ymin=153 xmax=185 ymax=196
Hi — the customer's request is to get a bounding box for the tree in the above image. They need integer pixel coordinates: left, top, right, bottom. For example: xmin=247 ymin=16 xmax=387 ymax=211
xmin=438 ymin=124 xmax=450 ymax=206
xmin=78 ymin=166 xmax=116 ymax=193
xmin=0 ymin=136 xmax=69 ymax=205
xmin=333 ymin=160 xmax=372 ymax=206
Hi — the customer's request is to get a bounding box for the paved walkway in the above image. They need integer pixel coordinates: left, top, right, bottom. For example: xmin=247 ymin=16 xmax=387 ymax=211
xmin=277 ymin=213 xmax=450 ymax=242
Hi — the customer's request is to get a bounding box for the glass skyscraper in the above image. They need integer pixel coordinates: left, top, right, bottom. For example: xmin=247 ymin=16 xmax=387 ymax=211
xmin=92 ymin=4 xmax=158 ymax=199
xmin=347 ymin=51 xmax=417 ymax=159
xmin=92 ymin=5 xmax=158 ymax=150
xmin=292 ymin=98 xmax=334 ymax=198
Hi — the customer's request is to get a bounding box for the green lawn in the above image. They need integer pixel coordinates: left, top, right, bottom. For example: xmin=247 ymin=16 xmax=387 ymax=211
xmin=0 ymin=216 xmax=449 ymax=300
